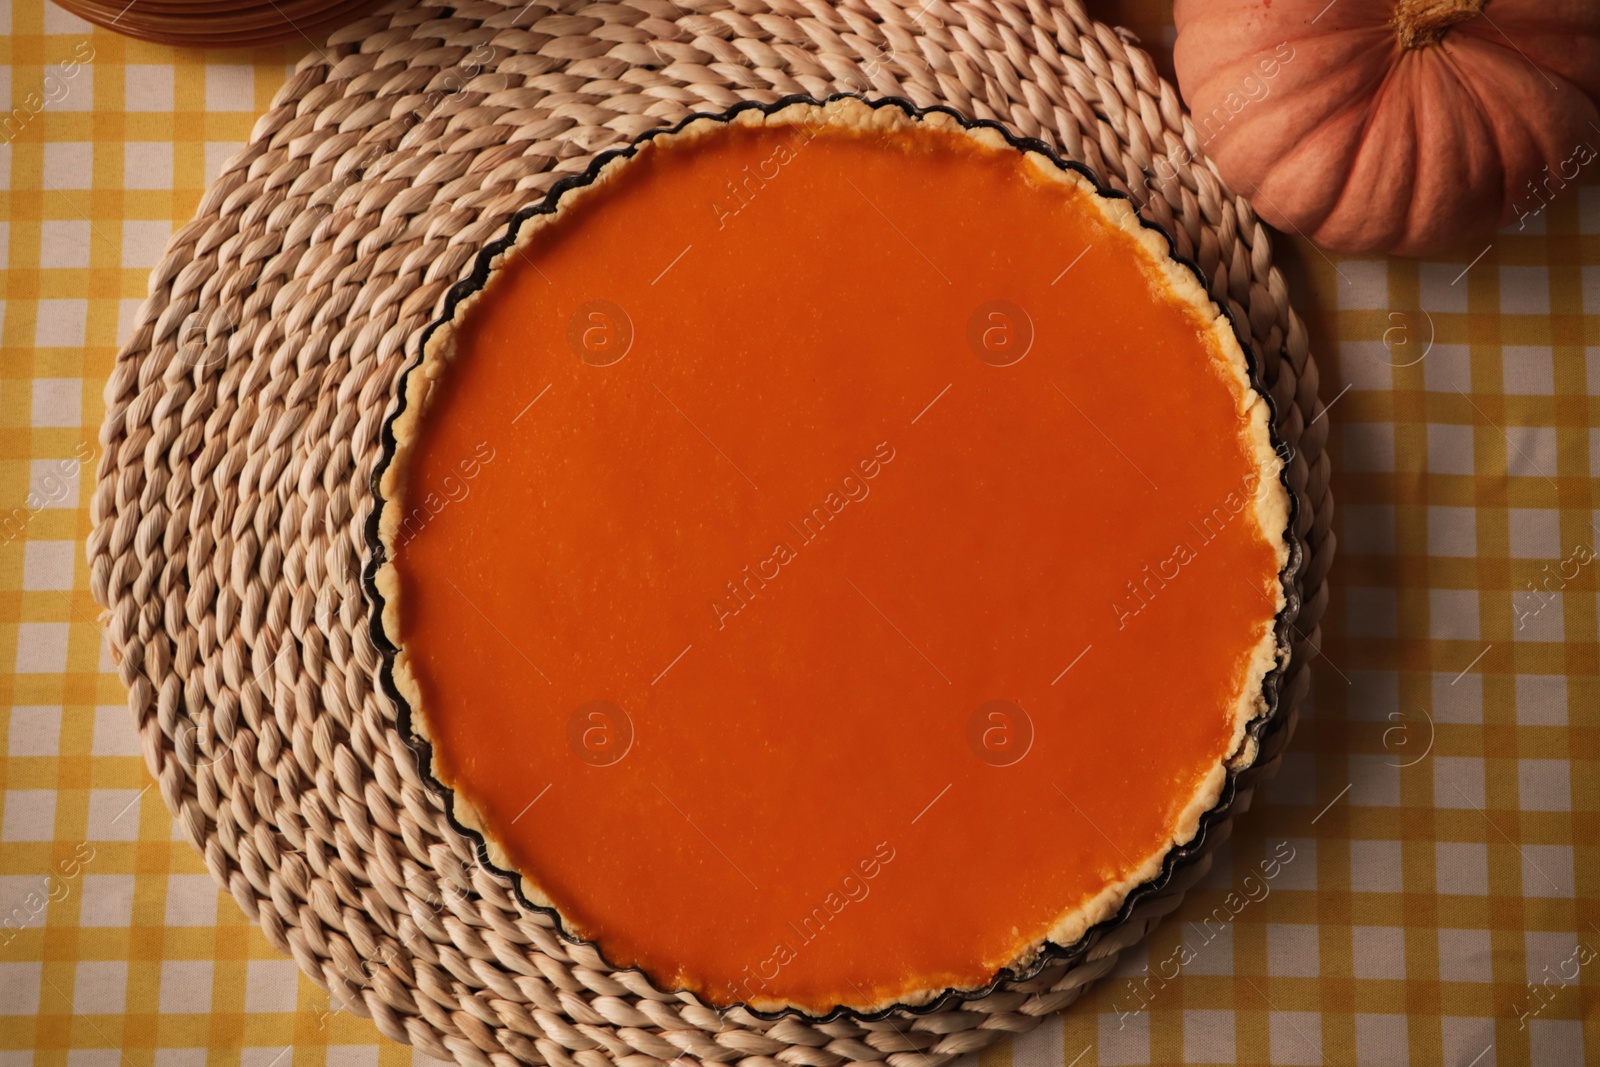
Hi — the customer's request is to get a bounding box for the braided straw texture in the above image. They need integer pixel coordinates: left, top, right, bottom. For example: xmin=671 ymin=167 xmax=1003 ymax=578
xmin=87 ymin=0 xmax=1335 ymax=1062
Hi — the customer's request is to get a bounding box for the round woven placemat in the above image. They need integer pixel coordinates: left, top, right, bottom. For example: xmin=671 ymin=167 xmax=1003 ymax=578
xmin=88 ymin=0 xmax=1335 ymax=1062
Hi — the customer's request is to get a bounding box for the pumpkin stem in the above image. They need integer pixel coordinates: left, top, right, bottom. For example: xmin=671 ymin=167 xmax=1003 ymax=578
xmin=1393 ymin=0 xmax=1487 ymax=49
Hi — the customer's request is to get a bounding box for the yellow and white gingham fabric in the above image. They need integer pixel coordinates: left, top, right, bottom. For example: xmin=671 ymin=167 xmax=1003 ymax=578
xmin=0 ymin=0 xmax=1594 ymax=1063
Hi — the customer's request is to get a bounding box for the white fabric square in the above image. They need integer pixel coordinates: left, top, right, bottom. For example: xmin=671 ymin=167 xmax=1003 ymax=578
xmin=1007 ymin=1014 xmax=1062 ymax=1067
xmin=1338 ymin=260 xmax=1389 ymax=310
xmin=1582 ymin=186 xmax=1600 ymax=233
xmin=1442 ymin=1018 xmax=1496 ymax=1067
xmin=1263 ymin=751 xmax=1315 ymax=807
xmin=1269 ymin=1011 xmax=1322 ymax=1067
xmin=34 ymin=299 xmax=86 ymax=347
xmin=121 ymin=220 xmax=170 ymax=269
xmin=87 ymin=789 xmax=144 ymax=841
xmin=1273 ymin=839 xmax=1316 ymax=891
xmin=124 ymin=143 xmax=173 ymax=191
xmin=1434 ymin=756 xmax=1485 ymax=809
xmin=1336 ymin=340 xmax=1393 ymax=391
xmin=41 ymin=143 xmax=92 ymax=191
xmin=1529 ymin=1019 xmax=1585 ymax=1064
xmin=325 ymin=1049 xmax=379 ymax=1067
xmin=204 ymin=142 xmax=245 ymax=186
xmin=38 ymin=221 xmax=90 ymax=270
xmin=1516 ymin=675 xmax=1567 ymax=725
xmin=125 ymin=65 xmax=174 ymax=111
xmin=1350 ymin=926 xmax=1406 ymax=979
xmin=78 ymin=875 xmax=134 ymax=927
xmin=240 ymin=1052 xmax=298 ymax=1067
xmin=1427 ymin=423 xmax=1476 ymax=475
xmin=0 ymin=876 xmax=49 ymax=929
xmin=31 ymin=377 xmax=81 ymax=428
xmin=1504 ymin=425 xmax=1559 ymax=481
xmin=1183 ymin=1010 xmax=1234 ymax=1063
xmin=90 ymin=705 xmax=139 ymax=757
xmin=1430 ymin=589 xmax=1480 ymax=640
xmin=1342 ymin=504 xmax=1394 ymax=555
xmin=1500 ymin=266 xmax=1551 ymax=314
xmin=1350 ymin=754 xmax=1399 ymax=807
xmin=1507 ymin=508 xmax=1562 ymax=560
xmin=1349 ymin=671 xmax=1399 ymax=722
xmin=164 ymin=875 xmax=218 ymax=927
xmin=245 ymin=958 xmax=300 ymax=1012
xmin=1437 ymin=927 xmax=1495 ymax=984
xmin=1435 ymin=669 xmax=1483 ymax=724
xmin=48 ymin=65 xmax=92 ymax=112
xmin=1514 ymin=591 xmax=1565 ymax=642
xmin=0 ymin=962 xmax=41 ymax=1015
xmin=30 ymin=457 xmax=82 ymax=510
xmin=1419 ymin=263 xmax=1470 ymax=313
xmin=1523 ymin=931 xmax=1575 ymax=984
xmin=1183 ymin=920 xmax=1234 ymax=976
xmin=1198 ymin=839 xmax=1234 ymax=891
xmin=1423 ymin=343 xmax=1472 ymax=393
xmin=1267 ymin=924 xmax=1319 ymax=978
xmin=8 ymin=706 xmax=60 ymax=756
xmin=1354 ymin=1015 xmax=1409 ymax=1067
xmin=1521 ymin=845 xmax=1574 ymax=898
xmin=116 ymin=298 xmax=144 ymax=348
xmin=1435 ymin=842 xmax=1489 ymax=895
xmin=2 ymin=791 xmax=56 ymax=842
xmin=16 ymin=623 xmax=70 ymax=673
xmin=23 ymin=541 xmax=75 ymax=590
xmin=43 ymin=4 xmax=92 ymax=32
xmin=1502 ymin=346 xmax=1554 ymax=394
xmin=159 ymin=960 xmax=213 ymax=1014
xmin=70 ymin=1049 xmax=125 ymax=1067
xmin=1340 ymin=422 xmax=1394 ymax=472
xmin=1345 ymin=588 xmax=1397 ymax=638
xmin=73 ymin=961 xmax=126 ymax=1014
xmin=206 ymin=66 xmax=255 ymax=111
xmin=1428 ymin=506 xmax=1476 ymax=557
xmin=1098 ymin=1007 xmax=1150 ymax=1066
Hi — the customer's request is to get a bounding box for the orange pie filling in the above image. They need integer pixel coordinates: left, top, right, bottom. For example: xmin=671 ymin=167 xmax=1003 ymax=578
xmin=375 ymin=99 xmax=1290 ymax=1015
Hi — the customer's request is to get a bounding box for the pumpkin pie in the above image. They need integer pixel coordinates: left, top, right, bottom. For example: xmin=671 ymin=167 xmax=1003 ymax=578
xmin=371 ymin=97 xmax=1293 ymax=1016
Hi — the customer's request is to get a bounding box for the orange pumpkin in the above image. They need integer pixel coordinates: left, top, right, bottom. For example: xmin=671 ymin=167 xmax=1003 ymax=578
xmin=1173 ymin=0 xmax=1600 ymax=255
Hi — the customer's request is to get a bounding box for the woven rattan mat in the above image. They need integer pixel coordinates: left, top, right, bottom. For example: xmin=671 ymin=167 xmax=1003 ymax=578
xmin=88 ymin=0 xmax=1334 ymax=1061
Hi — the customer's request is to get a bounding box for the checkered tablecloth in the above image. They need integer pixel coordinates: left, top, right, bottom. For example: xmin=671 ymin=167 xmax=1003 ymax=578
xmin=0 ymin=0 xmax=1594 ymax=1064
